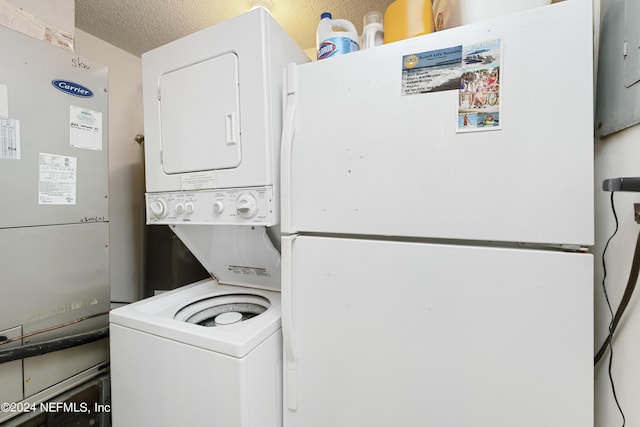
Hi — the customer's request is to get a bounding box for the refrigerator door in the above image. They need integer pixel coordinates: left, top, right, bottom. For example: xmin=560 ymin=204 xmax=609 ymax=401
xmin=282 ymin=0 xmax=593 ymax=246
xmin=282 ymin=235 xmax=592 ymax=427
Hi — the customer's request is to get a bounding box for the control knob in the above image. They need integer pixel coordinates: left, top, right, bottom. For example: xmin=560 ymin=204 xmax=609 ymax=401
xmin=149 ymin=197 xmax=168 ymax=219
xmin=213 ymin=201 xmax=225 ymax=213
xmin=236 ymin=193 xmax=257 ymax=219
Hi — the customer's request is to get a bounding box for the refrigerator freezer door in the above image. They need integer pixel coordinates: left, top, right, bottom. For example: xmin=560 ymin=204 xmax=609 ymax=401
xmin=285 ymin=0 xmax=593 ymax=246
xmin=283 ymin=236 xmax=592 ymax=426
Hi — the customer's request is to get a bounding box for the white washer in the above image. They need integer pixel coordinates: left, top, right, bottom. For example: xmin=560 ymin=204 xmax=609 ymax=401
xmin=110 ymin=279 xmax=282 ymax=426
xmin=110 ymin=224 xmax=283 ymax=426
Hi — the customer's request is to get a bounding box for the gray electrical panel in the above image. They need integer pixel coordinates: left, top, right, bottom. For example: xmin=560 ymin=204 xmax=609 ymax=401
xmin=596 ymin=0 xmax=640 ymax=137
xmin=0 ymin=24 xmax=109 ymax=423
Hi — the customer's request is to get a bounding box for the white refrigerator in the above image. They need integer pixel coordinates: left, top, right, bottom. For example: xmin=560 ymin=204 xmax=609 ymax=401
xmin=280 ymin=1 xmax=593 ymax=426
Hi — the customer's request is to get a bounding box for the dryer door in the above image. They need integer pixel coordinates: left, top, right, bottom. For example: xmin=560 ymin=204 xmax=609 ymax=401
xmin=159 ymin=52 xmax=241 ymax=175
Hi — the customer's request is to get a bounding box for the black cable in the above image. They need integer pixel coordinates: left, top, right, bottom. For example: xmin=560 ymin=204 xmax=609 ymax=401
xmin=0 ymin=327 xmax=109 ymax=365
xmin=595 ymin=228 xmax=640 ymax=363
xmin=609 ymin=343 xmax=625 ymax=427
xmin=597 ymin=191 xmax=625 ymax=426
xmin=601 ymin=191 xmax=619 ymax=326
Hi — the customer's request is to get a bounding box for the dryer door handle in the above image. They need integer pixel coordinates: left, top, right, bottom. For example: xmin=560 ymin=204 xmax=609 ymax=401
xmin=225 ymin=112 xmax=239 ymax=145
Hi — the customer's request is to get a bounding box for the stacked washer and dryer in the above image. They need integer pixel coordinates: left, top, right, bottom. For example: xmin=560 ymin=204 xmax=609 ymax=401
xmin=109 ymin=9 xmax=308 ymax=426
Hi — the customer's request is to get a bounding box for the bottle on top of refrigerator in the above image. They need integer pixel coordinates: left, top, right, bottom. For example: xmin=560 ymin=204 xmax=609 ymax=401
xmin=316 ymin=12 xmax=359 ymax=60
xmin=362 ymin=11 xmax=384 ymax=49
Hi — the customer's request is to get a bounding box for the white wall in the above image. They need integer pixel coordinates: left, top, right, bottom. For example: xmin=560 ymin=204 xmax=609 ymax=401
xmin=594 ymin=126 xmax=640 ymax=426
xmin=74 ymin=29 xmax=145 ymax=303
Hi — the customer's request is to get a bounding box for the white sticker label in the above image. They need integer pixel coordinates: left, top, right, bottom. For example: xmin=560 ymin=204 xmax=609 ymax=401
xmin=227 ymin=265 xmax=272 ymax=278
xmin=38 ymin=153 xmax=77 ymax=205
xmin=181 ymin=172 xmax=216 ymax=190
xmin=0 ymin=117 xmax=20 ymax=159
xmin=70 ymin=105 xmax=102 ymax=151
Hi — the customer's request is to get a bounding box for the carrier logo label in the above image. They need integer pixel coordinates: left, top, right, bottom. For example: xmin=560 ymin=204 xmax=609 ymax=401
xmin=51 ymin=80 xmax=94 ymax=98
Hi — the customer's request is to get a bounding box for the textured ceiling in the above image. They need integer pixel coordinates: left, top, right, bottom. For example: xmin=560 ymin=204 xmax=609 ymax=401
xmin=75 ymin=0 xmax=396 ymax=57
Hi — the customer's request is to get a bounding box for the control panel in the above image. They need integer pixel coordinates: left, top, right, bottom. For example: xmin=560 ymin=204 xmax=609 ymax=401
xmin=145 ymin=186 xmax=277 ymax=226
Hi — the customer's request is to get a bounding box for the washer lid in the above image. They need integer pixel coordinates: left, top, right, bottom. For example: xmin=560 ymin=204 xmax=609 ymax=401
xmin=170 ymin=224 xmax=281 ymax=292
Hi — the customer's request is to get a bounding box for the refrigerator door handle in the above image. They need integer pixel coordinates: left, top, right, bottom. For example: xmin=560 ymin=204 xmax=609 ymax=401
xmin=281 ymin=234 xmax=298 ymax=410
xmin=281 ymin=63 xmax=298 ymax=235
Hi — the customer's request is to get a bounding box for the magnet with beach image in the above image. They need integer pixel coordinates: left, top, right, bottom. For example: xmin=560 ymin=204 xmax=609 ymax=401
xmin=457 ymin=39 xmax=502 ymax=132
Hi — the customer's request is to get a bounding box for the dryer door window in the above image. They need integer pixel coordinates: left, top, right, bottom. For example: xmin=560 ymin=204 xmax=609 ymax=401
xmin=159 ymin=52 xmax=241 ymax=175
